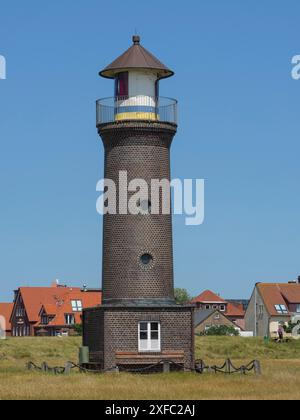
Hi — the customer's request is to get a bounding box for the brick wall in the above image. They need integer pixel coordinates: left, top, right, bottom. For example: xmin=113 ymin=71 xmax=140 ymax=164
xmin=84 ymin=306 xmax=195 ymax=371
xmin=99 ymin=122 xmax=177 ymax=304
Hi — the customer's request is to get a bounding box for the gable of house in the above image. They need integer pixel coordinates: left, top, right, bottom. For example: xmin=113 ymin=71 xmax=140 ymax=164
xmin=258 ymin=283 xmax=300 ymax=316
xmin=191 ymin=290 xmax=246 ymax=324
xmin=194 ymin=309 xmax=242 ymax=334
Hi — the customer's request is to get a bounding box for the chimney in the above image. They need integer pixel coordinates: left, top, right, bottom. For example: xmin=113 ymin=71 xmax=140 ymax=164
xmin=51 ymin=279 xmax=60 ymax=288
xmin=289 ymin=277 xmax=300 ymax=285
xmin=13 ymin=290 xmax=19 ymax=302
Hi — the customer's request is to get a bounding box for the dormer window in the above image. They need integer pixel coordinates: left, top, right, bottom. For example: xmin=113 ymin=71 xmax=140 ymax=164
xmin=71 ymin=300 xmax=83 ymax=312
xmin=65 ymin=314 xmax=75 ymax=325
xmin=115 ymin=72 xmax=129 ymax=98
xmin=275 ymin=304 xmax=288 ymax=314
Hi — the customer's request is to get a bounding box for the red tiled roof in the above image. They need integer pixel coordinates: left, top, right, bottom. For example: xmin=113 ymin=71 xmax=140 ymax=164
xmin=16 ymin=286 xmax=102 ymax=325
xmin=226 ymin=302 xmax=245 ymax=317
xmin=278 ymin=284 xmax=300 ymax=304
xmin=41 ymin=304 xmax=58 ymax=315
xmin=0 ymin=303 xmax=14 ymax=331
xmin=192 ymin=290 xmax=226 ymax=304
xmin=258 ymin=283 xmax=300 ymax=316
xmin=234 ymin=318 xmax=246 ymax=330
xmin=41 ymin=290 xmax=102 ymax=327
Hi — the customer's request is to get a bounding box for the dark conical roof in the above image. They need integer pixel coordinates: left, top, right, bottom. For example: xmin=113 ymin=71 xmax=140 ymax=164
xmin=100 ymin=35 xmax=174 ymax=80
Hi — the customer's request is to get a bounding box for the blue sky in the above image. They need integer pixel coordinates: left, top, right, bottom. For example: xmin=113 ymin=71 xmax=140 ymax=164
xmin=0 ymin=1 xmax=299 ymax=301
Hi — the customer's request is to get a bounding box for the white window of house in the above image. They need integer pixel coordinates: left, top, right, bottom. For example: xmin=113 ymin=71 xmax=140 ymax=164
xmin=71 ymin=300 xmax=83 ymax=312
xmin=220 ymin=305 xmax=225 ymax=312
xmin=138 ymin=322 xmax=161 ymax=352
xmin=65 ymin=314 xmax=75 ymax=325
xmin=275 ymin=304 xmax=288 ymax=315
xmin=205 ymin=305 xmax=210 ymax=310
xmin=296 ymin=304 xmax=300 ymax=313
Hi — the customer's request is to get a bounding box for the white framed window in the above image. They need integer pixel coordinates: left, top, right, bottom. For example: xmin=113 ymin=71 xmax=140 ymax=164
xmin=138 ymin=322 xmax=161 ymax=352
xmin=274 ymin=304 xmax=288 ymax=315
xmin=71 ymin=300 xmax=83 ymax=312
xmin=296 ymin=304 xmax=300 ymax=313
xmin=65 ymin=314 xmax=75 ymax=325
xmin=220 ymin=305 xmax=225 ymax=312
xmin=205 ymin=305 xmax=210 ymax=310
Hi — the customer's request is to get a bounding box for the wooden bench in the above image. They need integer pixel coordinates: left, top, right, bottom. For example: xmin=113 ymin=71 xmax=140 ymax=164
xmin=115 ymin=351 xmax=185 ymax=363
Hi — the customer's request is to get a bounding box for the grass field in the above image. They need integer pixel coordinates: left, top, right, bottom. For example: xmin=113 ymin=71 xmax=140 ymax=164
xmin=0 ymin=336 xmax=300 ymax=400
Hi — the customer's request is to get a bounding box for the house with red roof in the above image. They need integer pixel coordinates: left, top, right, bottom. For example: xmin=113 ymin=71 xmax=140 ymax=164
xmin=0 ymin=303 xmax=14 ymax=337
xmin=245 ymin=279 xmax=300 ymax=337
xmin=191 ymin=290 xmax=247 ymax=330
xmin=10 ymin=282 xmax=102 ymax=337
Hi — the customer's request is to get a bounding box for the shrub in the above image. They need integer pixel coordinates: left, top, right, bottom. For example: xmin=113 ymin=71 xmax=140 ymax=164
xmin=283 ymin=321 xmax=300 ymax=334
xmin=73 ymin=324 xmax=83 ymax=336
xmin=203 ymin=325 xmax=239 ymax=337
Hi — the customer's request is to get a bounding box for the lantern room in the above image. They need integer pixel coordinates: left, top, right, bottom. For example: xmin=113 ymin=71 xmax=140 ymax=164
xmin=99 ymin=35 xmax=174 ymax=122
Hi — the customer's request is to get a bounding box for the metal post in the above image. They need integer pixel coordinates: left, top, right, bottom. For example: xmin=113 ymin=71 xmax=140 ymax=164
xmin=64 ymin=362 xmax=73 ymax=375
xmin=253 ymin=360 xmax=262 ymax=375
xmin=163 ymin=362 xmax=171 ymax=373
xmin=41 ymin=362 xmax=48 ymax=373
xmin=225 ymin=359 xmax=231 ymax=374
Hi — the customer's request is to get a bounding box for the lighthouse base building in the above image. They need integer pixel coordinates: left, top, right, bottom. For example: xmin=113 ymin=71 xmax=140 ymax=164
xmin=84 ymin=306 xmax=194 ymax=371
xmin=83 ymin=37 xmax=195 ymax=372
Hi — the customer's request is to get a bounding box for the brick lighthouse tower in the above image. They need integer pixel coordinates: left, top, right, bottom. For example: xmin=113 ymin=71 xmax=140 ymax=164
xmin=83 ymin=36 xmax=194 ymax=371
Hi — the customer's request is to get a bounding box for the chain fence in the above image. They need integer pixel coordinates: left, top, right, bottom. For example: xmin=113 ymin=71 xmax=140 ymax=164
xmin=26 ymin=358 xmax=262 ymax=376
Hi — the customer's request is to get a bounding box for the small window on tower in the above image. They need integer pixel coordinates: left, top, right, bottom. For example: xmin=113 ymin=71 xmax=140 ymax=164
xmin=140 ymin=254 xmax=153 ymax=266
xmin=115 ymin=72 xmax=129 ymax=98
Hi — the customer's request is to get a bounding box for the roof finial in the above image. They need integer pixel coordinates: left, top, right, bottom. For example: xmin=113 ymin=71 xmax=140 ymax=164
xmin=133 ymin=35 xmax=140 ymax=45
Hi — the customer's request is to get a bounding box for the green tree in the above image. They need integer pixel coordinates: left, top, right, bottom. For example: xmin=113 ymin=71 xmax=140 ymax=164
xmin=73 ymin=324 xmax=83 ymax=336
xmin=174 ymin=288 xmax=192 ymax=304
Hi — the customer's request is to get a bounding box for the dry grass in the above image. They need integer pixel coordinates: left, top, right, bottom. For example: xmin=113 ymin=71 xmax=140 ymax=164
xmin=0 ymin=336 xmax=300 ymax=400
